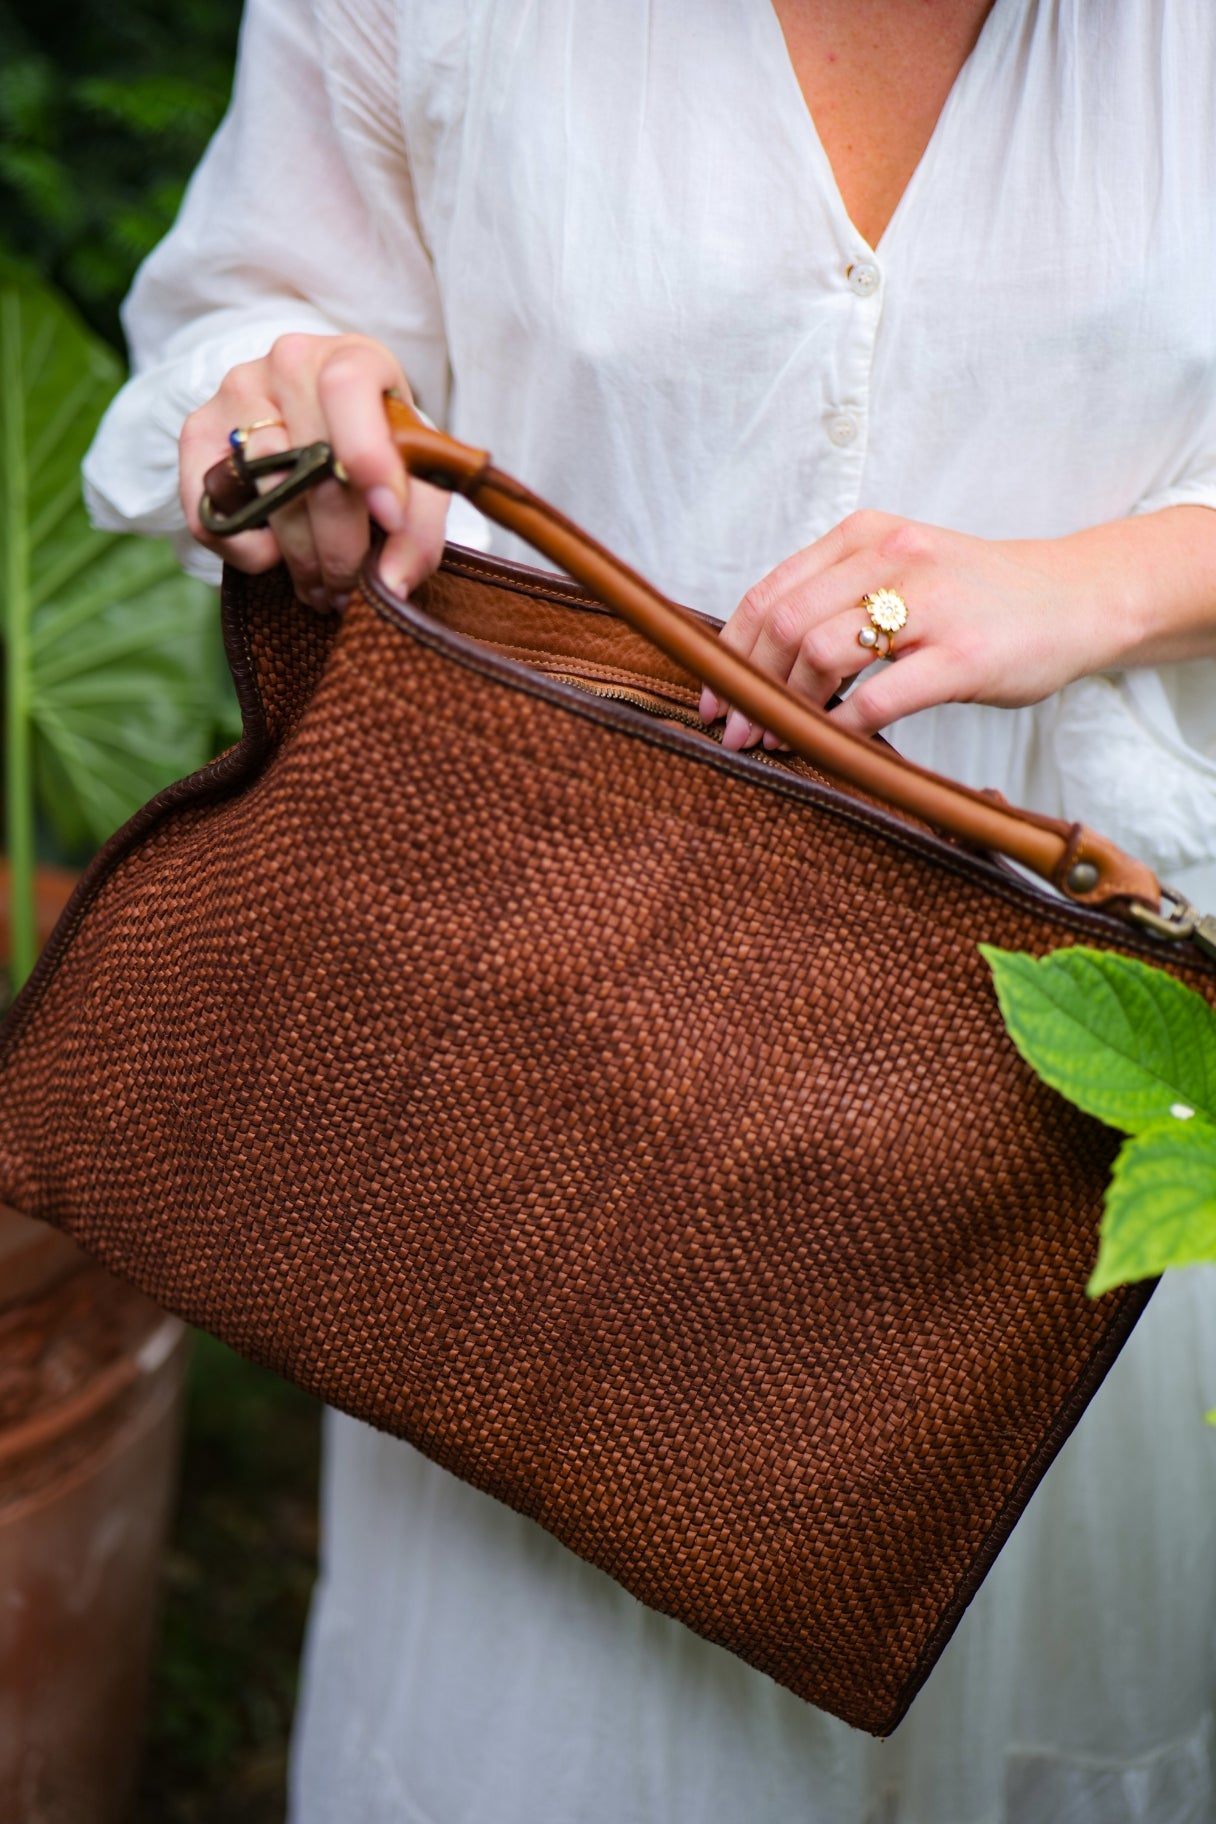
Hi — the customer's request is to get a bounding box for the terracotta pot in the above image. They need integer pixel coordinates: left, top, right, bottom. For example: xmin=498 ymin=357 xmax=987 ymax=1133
xmin=0 ymin=1227 xmax=187 ymax=1823
xmin=0 ymin=1201 xmax=79 ymax=1305
xmin=0 ymin=860 xmax=79 ymax=965
xmin=2 ymin=866 xmax=188 ymax=1823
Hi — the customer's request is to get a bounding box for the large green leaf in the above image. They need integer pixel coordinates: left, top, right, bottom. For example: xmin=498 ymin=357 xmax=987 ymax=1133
xmin=1088 ymin=1117 xmax=1216 ymax=1295
xmin=1 ymin=266 xmax=229 ymax=975
xmin=980 ymin=945 xmax=1216 ymax=1132
xmin=28 ymin=538 xmax=226 ymax=852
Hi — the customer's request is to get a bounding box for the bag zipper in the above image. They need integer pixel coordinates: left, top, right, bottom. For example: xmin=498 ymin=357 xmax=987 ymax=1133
xmin=543 ymin=671 xmax=706 ymax=729
xmin=543 ymin=668 xmax=844 ymax=793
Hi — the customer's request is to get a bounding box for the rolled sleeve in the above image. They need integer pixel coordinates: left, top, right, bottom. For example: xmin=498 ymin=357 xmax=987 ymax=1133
xmin=82 ymin=0 xmax=448 ymax=558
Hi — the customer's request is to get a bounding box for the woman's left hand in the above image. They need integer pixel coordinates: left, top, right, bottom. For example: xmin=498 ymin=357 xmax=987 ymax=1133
xmin=702 ymin=510 xmax=1120 ymax=748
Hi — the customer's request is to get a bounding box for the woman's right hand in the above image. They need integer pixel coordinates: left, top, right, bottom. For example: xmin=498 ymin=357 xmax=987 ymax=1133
xmin=180 ymin=332 xmax=450 ymax=608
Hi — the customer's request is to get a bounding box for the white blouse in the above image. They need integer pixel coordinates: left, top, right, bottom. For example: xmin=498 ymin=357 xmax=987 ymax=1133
xmin=85 ymin=4 xmax=1216 ymax=1821
xmin=84 ymin=0 xmax=1216 ymax=907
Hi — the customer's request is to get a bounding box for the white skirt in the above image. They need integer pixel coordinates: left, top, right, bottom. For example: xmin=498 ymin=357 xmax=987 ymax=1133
xmin=289 ymin=683 xmax=1216 ymax=1824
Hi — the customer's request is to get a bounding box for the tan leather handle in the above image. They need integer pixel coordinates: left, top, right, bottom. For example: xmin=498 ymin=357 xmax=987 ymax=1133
xmin=385 ymin=398 xmax=1159 ymax=913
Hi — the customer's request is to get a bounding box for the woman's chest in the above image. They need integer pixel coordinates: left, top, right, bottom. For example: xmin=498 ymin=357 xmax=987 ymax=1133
xmin=769 ymin=0 xmax=998 ymax=251
xmin=398 ymin=1 xmax=1215 ymax=390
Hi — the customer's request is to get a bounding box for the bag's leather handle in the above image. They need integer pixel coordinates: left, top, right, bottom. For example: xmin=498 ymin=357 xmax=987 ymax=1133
xmin=200 ymin=399 xmax=1162 ymax=912
xmin=381 ymin=399 xmax=1159 ymax=913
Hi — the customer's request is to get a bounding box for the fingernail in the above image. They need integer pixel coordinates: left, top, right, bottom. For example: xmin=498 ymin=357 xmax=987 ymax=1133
xmin=762 ymin=731 xmax=779 ymax=750
xmin=307 ymin=585 xmax=330 ymax=613
xmin=723 ymin=712 xmax=754 ymax=750
xmin=699 ymin=688 xmax=722 ymax=721
xmin=367 ymin=486 xmax=405 ymax=533
xmin=330 ymin=591 xmax=351 ymax=613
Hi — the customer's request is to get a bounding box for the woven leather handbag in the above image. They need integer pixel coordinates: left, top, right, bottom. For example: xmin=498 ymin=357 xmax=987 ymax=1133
xmin=2 ymin=399 xmax=1215 ymax=1736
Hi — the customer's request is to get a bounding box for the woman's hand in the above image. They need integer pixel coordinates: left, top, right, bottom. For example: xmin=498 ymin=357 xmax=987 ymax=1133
xmin=701 ymin=510 xmax=1129 ymax=747
xmin=180 ymin=332 xmax=450 ymax=608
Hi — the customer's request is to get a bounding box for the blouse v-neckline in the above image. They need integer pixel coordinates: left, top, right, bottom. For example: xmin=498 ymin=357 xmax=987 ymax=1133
xmin=760 ymin=0 xmax=1013 ymax=259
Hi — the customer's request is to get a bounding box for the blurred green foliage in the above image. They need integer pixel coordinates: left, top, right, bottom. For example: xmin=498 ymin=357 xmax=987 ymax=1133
xmin=0 ymin=0 xmax=244 ymax=349
xmin=1 ymin=265 xmax=243 ymax=979
xmin=0 ymin=8 xmax=321 ymax=1817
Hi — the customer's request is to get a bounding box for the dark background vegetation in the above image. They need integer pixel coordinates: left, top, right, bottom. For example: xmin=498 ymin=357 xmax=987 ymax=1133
xmin=0 ymin=0 xmax=243 ymax=346
xmin=1 ymin=5 xmax=324 ymax=1817
xmin=133 ymin=1338 xmax=320 ymax=1824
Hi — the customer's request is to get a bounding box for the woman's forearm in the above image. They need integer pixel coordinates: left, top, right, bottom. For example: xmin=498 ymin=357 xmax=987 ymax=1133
xmin=1015 ymin=505 xmax=1216 ymax=671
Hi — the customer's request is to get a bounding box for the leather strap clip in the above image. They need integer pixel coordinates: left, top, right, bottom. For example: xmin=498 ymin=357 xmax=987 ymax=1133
xmin=198 ymin=406 xmax=492 ymax=532
xmin=199 ymin=442 xmax=344 ymax=536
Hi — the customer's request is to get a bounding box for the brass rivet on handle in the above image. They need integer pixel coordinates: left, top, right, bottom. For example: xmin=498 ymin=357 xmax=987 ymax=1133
xmin=1066 ymin=861 xmax=1101 ymax=895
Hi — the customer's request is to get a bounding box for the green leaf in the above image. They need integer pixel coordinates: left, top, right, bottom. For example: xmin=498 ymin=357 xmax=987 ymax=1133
xmin=0 ymin=56 xmax=56 ymax=143
xmin=980 ymin=945 xmax=1216 ymax=1132
xmin=0 ymin=145 xmax=79 ymax=230
xmin=1088 ymin=1118 xmax=1216 ymax=1295
xmin=76 ymin=75 xmax=223 ymax=141
xmin=1 ymin=266 xmax=231 ymax=979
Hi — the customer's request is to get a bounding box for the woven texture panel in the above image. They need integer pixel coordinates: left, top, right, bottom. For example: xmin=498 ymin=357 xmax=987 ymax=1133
xmin=1 ymin=552 xmax=1210 ymax=1735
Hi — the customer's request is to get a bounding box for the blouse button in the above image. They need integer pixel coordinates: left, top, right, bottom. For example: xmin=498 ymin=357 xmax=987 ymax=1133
xmin=846 ymin=260 xmax=881 ymax=298
xmin=827 ymin=411 xmax=859 ymax=447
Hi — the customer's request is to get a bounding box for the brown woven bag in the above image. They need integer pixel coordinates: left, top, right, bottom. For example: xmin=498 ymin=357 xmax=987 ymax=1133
xmin=2 ymin=401 xmax=1215 ymax=1735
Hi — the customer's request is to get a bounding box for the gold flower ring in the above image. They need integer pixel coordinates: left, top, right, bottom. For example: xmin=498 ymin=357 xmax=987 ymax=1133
xmin=857 ymin=589 xmax=908 ymax=660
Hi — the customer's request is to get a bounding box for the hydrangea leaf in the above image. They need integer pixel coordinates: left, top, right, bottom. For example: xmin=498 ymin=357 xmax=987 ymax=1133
xmin=1088 ymin=1117 xmax=1216 ymax=1296
xmin=980 ymin=945 xmax=1216 ymax=1133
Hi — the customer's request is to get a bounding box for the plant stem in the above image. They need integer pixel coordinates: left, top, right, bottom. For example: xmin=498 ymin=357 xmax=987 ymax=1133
xmin=2 ymin=289 xmax=35 ymax=988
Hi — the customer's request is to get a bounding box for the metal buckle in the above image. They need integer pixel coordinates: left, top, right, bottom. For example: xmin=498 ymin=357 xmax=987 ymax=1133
xmin=1126 ymin=886 xmax=1198 ymax=943
xmin=199 ymin=442 xmax=348 ymax=537
xmin=1125 ymin=886 xmax=1216 ymax=964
